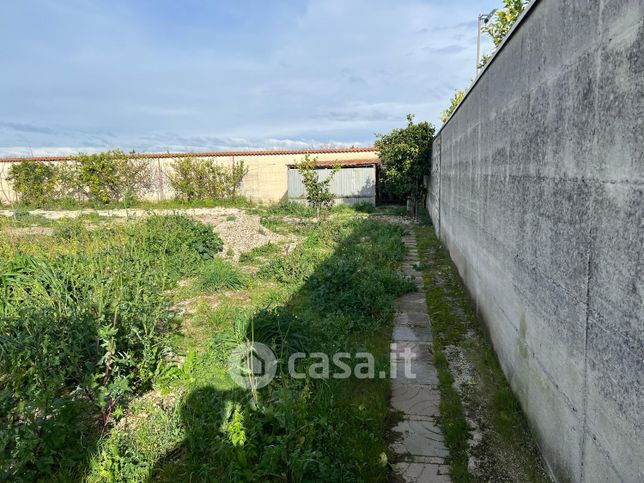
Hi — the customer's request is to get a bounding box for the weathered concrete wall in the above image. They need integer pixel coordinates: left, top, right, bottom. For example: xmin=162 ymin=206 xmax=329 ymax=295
xmin=0 ymin=148 xmax=378 ymax=205
xmin=428 ymin=0 xmax=643 ymax=481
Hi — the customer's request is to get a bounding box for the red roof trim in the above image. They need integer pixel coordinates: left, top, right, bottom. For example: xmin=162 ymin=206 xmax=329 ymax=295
xmin=286 ymin=158 xmax=379 ymax=168
xmin=0 ymin=147 xmax=377 ymax=163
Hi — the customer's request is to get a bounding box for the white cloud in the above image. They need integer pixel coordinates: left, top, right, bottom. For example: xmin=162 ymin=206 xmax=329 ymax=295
xmin=0 ymin=0 xmax=499 ymax=152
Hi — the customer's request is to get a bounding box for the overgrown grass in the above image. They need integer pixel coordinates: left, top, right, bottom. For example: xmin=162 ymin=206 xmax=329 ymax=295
xmin=238 ymin=242 xmax=282 ymax=265
xmin=415 ymin=217 xmax=549 ymax=482
xmin=85 ymin=216 xmax=412 ymax=482
xmin=0 ymin=211 xmax=55 ymax=228
xmin=0 ymin=215 xmax=223 ymax=480
xmin=249 ymin=199 xmax=315 ymax=218
xmin=196 ymin=258 xmax=249 ymax=291
xmin=0 ymin=208 xmax=414 ymax=481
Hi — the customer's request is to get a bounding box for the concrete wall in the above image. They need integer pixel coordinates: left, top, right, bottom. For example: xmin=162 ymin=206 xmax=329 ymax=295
xmin=0 ymin=148 xmax=379 ymax=205
xmin=428 ymin=0 xmax=643 ymax=481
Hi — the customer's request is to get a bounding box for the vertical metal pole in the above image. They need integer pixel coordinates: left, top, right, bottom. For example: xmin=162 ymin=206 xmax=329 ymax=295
xmin=476 ymin=15 xmax=481 ymax=76
xmin=157 ymin=158 xmax=164 ymax=201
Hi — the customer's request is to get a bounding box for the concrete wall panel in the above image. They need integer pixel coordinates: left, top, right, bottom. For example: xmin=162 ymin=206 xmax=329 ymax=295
xmin=428 ymin=0 xmax=643 ymax=480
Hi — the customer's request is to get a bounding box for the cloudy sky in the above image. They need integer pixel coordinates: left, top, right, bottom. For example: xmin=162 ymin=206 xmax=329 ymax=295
xmin=0 ymin=0 xmax=498 ymax=157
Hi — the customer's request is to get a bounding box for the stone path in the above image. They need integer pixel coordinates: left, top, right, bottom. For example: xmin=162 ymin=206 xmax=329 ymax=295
xmin=390 ymin=231 xmax=451 ymax=482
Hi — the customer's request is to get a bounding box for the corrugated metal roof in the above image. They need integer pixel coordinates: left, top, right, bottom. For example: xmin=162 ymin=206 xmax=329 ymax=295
xmin=0 ymin=147 xmax=378 ymax=163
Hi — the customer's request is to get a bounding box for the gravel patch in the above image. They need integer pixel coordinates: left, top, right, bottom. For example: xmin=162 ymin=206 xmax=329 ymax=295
xmin=0 ymin=207 xmax=290 ymax=261
xmin=443 ymin=343 xmax=485 ymax=476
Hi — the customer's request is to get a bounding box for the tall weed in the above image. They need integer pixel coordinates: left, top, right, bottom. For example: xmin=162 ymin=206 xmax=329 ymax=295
xmin=0 ymin=215 xmax=222 ymax=480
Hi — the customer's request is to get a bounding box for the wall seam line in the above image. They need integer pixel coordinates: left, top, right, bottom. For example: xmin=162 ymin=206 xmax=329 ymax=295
xmin=438 ymin=135 xmax=442 ymax=240
xmin=580 ymin=1 xmax=605 ymax=479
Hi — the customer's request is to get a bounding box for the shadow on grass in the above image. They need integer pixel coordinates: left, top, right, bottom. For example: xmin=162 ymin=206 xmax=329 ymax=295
xmin=143 ymin=219 xmax=414 ymax=481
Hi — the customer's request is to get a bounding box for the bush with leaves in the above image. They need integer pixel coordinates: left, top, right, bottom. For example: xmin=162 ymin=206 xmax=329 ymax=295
xmin=7 ymin=150 xmax=152 ymax=206
xmin=169 ymin=157 xmax=247 ymax=201
xmin=296 ymin=154 xmax=339 ymax=219
xmin=375 ymin=114 xmax=434 ymax=205
xmin=74 ymin=150 xmax=151 ymax=204
xmin=6 ymin=160 xmax=59 ymax=206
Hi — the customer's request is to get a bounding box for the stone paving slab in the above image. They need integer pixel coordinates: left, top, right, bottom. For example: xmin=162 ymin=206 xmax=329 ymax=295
xmin=390 ymin=418 xmax=449 ymax=458
xmin=399 ymin=292 xmax=426 ymax=304
xmin=396 ymin=311 xmax=431 ymax=327
xmin=398 ymin=299 xmax=427 ymax=311
xmin=394 ymin=462 xmax=451 ymax=483
xmin=390 ymin=231 xmax=451 ymax=482
xmin=391 ymin=341 xmax=433 ymax=362
xmin=391 ymin=383 xmax=441 ymax=417
xmin=402 ymin=266 xmax=419 ymax=274
xmin=398 ymin=303 xmax=426 ymax=314
xmin=393 ymin=326 xmax=433 ymax=343
xmin=392 ymin=358 xmax=440 ymax=385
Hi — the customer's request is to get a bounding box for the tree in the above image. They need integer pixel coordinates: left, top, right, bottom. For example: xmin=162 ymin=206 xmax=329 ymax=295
xmin=74 ymin=150 xmax=150 ymax=204
xmin=484 ymin=0 xmax=527 ymax=46
xmin=442 ymin=0 xmax=527 ymax=121
xmin=375 ymin=114 xmax=434 ymax=208
xmin=7 ymin=160 xmax=59 ymax=206
xmin=440 ymin=90 xmax=466 ymax=123
xmin=479 ymin=0 xmax=528 ymax=68
xmin=296 ymin=154 xmax=339 ymax=219
xmin=169 ymin=158 xmax=247 ymax=201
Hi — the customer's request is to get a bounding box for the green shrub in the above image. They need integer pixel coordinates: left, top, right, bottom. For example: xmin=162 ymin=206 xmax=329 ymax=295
xmin=169 ymin=158 xmax=247 ymax=201
xmin=74 ymin=150 xmax=150 ymax=204
xmin=258 ymin=244 xmax=323 ymax=284
xmin=296 ymin=155 xmax=339 ymax=218
xmin=7 ymin=151 xmax=152 ymax=207
xmin=375 ymin=114 xmax=434 ymax=202
xmin=7 ymin=160 xmax=58 ymax=206
xmin=0 ymin=250 xmax=171 ymax=478
xmin=137 ymin=215 xmax=224 ymax=278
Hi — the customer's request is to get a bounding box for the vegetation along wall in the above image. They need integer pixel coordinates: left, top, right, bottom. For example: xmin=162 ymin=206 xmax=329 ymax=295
xmin=0 ymin=148 xmax=378 ymax=205
xmin=428 ymin=0 xmax=642 ymax=481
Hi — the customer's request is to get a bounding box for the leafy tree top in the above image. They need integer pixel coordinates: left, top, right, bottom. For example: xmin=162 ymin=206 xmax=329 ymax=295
xmin=440 ymin=90 xmax=466 ymax=123
xmin=484 ymin=0 xmax=527 ymax=47
xmin=375 ymin=114 xmax=434 ymax=200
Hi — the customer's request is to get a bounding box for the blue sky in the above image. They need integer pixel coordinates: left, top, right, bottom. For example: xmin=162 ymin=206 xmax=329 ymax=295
xmin=0 ymin=0 xmax=497 ymax=156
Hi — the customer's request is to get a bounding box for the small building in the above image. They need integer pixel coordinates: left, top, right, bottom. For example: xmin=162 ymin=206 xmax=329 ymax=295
xmin=286 ymin=158 xmax=378 ymax=206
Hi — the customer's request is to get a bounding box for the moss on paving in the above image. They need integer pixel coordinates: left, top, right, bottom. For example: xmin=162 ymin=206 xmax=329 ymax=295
xmin=415 ymin=220 xmax=550 ymax=482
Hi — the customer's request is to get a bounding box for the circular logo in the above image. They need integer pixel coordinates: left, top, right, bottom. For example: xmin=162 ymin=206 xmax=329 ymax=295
xmin=228 ymin=342 xmax=277 ymax=389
